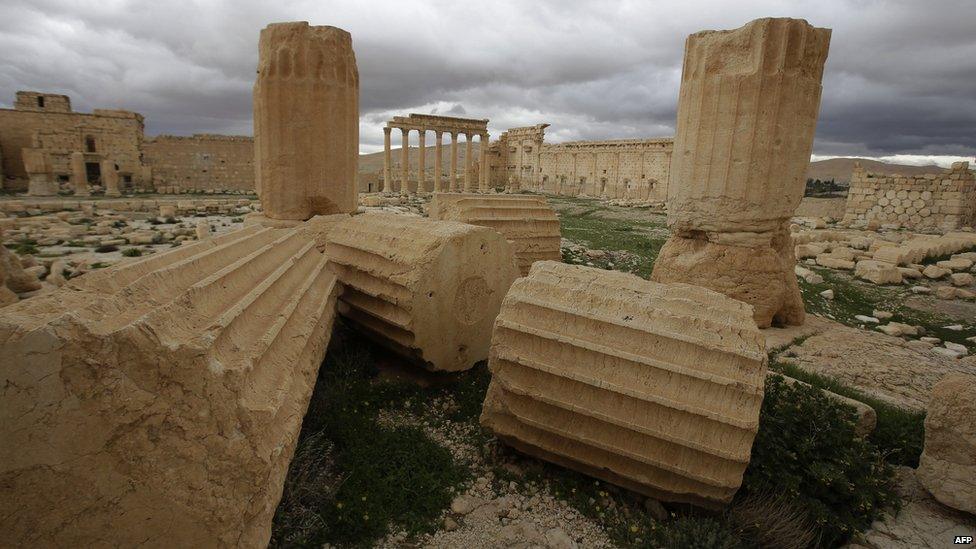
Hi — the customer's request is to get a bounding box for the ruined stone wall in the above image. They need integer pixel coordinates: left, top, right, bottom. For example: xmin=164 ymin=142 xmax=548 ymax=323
xmin=842 ymin=161 xmax=976 ymax=230
xmin=0 ymin=92 xmax=144 ymax=191
xmin=535 ymin=139 xmax=672 ymax=201
xmin=143 ymin=134 xmax=255 ymax=193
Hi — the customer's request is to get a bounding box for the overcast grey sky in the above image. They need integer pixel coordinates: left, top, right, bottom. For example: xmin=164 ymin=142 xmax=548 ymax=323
xmin=1 ymin=0 xmax=974 ymax=165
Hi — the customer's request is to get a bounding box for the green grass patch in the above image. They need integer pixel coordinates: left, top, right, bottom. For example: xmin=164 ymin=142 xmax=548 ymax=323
xmin=552 ymin=199 xmax=668 ymax=278
xmin=742 ymin=376 xmax=898 ymax=547
xmin=121 ymin=248 xmax=143 ymax=257
xmin=270 ymin=328 xmax=472 ymax=547
xmin=6 ymin=239 xmax=38 ymax=255
xmin=768 ymin=356 xmax=925 ymax=467
xmin=798 ymin=266 xmax=975 ymax=345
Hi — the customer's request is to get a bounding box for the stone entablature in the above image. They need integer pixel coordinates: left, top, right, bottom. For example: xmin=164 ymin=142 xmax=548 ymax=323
xmin=842 ymin=161 xmax=976 ymax=230
xmin=383 ymin=113 xmax=490 ymax=194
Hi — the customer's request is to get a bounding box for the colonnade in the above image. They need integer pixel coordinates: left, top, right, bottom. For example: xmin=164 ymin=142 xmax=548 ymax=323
xmin=382 ymin=127 xmax=490 ymax=194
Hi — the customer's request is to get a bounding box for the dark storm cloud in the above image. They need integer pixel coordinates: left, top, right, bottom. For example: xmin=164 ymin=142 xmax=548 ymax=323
xmin=1 ymin=0 xmax=974 ymax=160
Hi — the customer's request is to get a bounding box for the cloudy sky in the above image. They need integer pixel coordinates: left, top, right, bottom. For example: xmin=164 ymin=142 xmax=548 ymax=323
xmin=1 ymin=0 xmax=974 ymax=166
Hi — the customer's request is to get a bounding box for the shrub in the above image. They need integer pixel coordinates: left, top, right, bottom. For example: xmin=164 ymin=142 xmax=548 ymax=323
xmin=652 ymin=517 xmax=745 ymax=549
xmin=742 ymin=376 xmax=897 ymax=547
xmin=270 ymin=328 xmax=469 ymax=547
xmin=122 ymin=248 xmax=143 ymax=257
xmin=95 ymin=245 xmax=119 ymax=253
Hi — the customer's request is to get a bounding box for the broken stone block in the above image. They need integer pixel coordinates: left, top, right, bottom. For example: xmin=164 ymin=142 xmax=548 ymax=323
xmin=937 ymin=257 xmax=974 ymax=272
xmin=922 ymin=265 xmax=951 ymax=279
xmin=816 ymin=254 xmax=856 ymax=270
xmin=481 ymin=261 xmax=767 ymax=507
xmin=917 ymin=373 xmax=976 ymax=515
xmin=254 ymin=22 xmax=359 ymax=220
xmin=950 ymin=272 xmax=974 ymax=287
xmin=651 ymin=18 xmax=831 ymax=328
xmin=855 ymin=260 xmax=903 ymax=285
xmin=324 ymin=213 xmax=519 ymax=372
xmin=0 ymin=222 xmax=341 ymax=547
xmin=428 ymin=193 xmax=562 ymax=276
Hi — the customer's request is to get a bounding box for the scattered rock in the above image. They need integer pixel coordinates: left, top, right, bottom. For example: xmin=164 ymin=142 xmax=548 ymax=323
xmin=917 ymin=373 xmax=976 ymax=515
xmin=451 ymin=495 xmax=486 ymax=516
xmin=855 ymin=315 xmax=880 ymax=324
xmin=950 ymin=272 xmax=974 ymax=287
xmin=820 ymin=289 xmax=834 ymax=299
xmin=545 ymin=527 xmax=578 ymax=549
xmin=922 ymin=265 xmax=950 ymax=280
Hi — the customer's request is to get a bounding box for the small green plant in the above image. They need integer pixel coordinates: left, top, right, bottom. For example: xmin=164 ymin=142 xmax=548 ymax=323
xmin=768 ymin=357 xmax=925 ymax=467
xmin=95 ymin=245 xmax=119 ymax=253
xmin=91 ymin=262 xmax=109 ymax=269
xmin=8 ymin=239 xmax=39 ymax=255
xmin=652 ymin=516 xmax=746 ymax=549
xmin=742 ymin=376 xmax=897 ymax=547
xmin=122 ymin=248 xmax=143 ymax=257
xmin=270 ymin=328 xmax=470 ymax=547
xmin=231 ymin=217 xmax=244 ymax=223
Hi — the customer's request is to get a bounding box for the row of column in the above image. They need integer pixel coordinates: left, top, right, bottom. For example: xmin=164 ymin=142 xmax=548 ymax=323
xmin=382 ymin=128 xmax=490 ymax=194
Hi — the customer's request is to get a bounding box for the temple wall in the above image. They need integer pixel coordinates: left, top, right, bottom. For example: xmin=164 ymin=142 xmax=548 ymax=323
xmin=842 ymin=161 xmax=976 ymax=230
xmin=0 ymin=92 xmax=144 ymax=190
xmin=143 ymin=135 xmax=254 ymax=193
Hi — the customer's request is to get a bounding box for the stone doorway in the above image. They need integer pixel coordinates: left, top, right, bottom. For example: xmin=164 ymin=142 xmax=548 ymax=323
xmin=85 ymin=162 xmax=101 ymax=185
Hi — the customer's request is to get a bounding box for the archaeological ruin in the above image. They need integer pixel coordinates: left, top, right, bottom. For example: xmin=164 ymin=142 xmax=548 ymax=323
xmin=0 ymin=91 xmax=254 ymax=195
xmin=651 ymin=17 xmax=832 ymax=328
xmin=2 ymin=8 xmax=976 ymax=548
xmin=383 ymin=113 xmax=490 ymax=193
xmin=485 ymin=124 xmax=674 ymax=202
xmin=842 ymin=160 xmax=976 ymax=230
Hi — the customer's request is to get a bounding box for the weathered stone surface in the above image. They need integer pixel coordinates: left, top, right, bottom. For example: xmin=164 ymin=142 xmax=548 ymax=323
xmin=481 ymin=261 xmax=767 ymax=507
xmin=70 ymin=151 xmax=89 ymax=196
xmin=655 ymin=226 xmax=805 ymax=327
xmin=253 ymin=22 xmax=359 ymax=220
xmin=780 ymin=324 xmax=973 ymax=411
xmin=325 ymin=213 xmax=519 ymax=371
xmin=428 ymin=193 xmax=561 ymax=275
xmin=0 ymin=240 xmax=41 ymax=296
xmin=855 ymin=260 xmax=903 ymax=285
xmin=850 ymin=466 xmax=976 ymax=549
xmin=23 ymin=148 xmax=58 ymax=196
xmin=917 ymin=373 xmax=976 ymax=515
xmin=0 ymin=222 xmax=341 ymax=547
xmin=101 ymin=158 xmax=121 ymax=197
xmin=652 ymin=18 xmax=831 ymax=327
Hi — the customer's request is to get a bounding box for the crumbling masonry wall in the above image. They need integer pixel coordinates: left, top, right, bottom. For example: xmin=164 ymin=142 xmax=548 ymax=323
xmin=842 ymin=161 xmax=976 ymax=230
xmin=143 ymin=134 xmax=255 ymax=193
xmin=0 ymin=92 xmax=145 ymax=190
xmin=486 ymin=125 xmax=673 ymax=202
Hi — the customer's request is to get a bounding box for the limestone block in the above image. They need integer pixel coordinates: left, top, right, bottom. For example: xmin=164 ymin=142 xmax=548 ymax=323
xmin=481 ymin=261 xmax=768 ymax=507
xmin=0 ymin=223 xmax=341 ymax=547
xmin=324 ymin=213 xmax=519 ymax=371
xmin=855 ymin=260 xmax=903 ymax=285
xmin=428 ymin=193 xmax=562 ymax=275
xmin=938 ymin=257 xmax=974 ymax=272
xmin=917 ymin=373 xmax=976 ymax=515
xmin=951 ymin=272 xmax=974 ymax=287
xmin=815 ymin=253 xmax=855 ymax=270
xmin=195 ymin=220 xmax=211 ymax=240
xmin=655 ymin=227 xmax=805 ymax=327
xmin=0 ymin=245 xmax=41 ymax=294
xmin=23 ymin=149 xmax=58 ymax=196
xmin=667 ymin=18 xmax=831 ymax=233
xmin=101 ymin=160 xmax=121 ymax=197
xmin=70 ymin=152 xmax=89 ymax=196
xmin=873 ymin=246 xmax=911 ymax=265
xmin=922 ymin=265 xmax=951 ymax=280
xmin=254 ymin=22 xmax=359 ymax=220
xmin=160 ymin=204 xmax=177 ymax=218
xmin=794 ymin=243 xmax=825 ymax=259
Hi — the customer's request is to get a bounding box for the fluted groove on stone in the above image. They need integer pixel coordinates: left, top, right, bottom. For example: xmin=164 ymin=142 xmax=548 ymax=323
xmin=0 ymin=223 xmax=340 ymax=548
xmin=652 ymin=18 xmax=831 ymax=328
xmin=324 ymin=213 xmax=519 ymax=372
xmin=253 ymin=22 xmax=359 ymax=220
xmin=428 ymin=193 xmax=562 ymax=275
xmin=481 ymin=261 xmax=767 ymax=507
